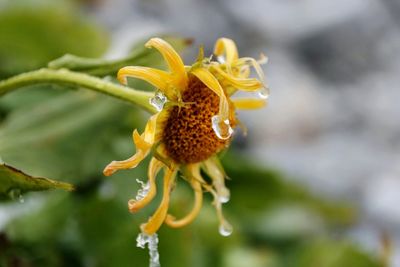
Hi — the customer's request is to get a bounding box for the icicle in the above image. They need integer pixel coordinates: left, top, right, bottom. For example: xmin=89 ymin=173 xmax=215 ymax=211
xmin=136 ymin=233 xmax=161 ymax=267
xmin=135 ymin=179 xmax=150 ymax=201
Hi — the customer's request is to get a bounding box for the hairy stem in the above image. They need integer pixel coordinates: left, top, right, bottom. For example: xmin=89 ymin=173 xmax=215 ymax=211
xmin=0 ymin=68 xmax=156 ymax=113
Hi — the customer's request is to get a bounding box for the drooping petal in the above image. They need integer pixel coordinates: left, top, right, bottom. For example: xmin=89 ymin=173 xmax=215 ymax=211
xmin=141 ymin=164 xmax=178 ymax=235
xmin=202 ymin=157 xmax=230 ymax=204
xmin=118 ymin=66 xmax=171 ymax=87
xmin=191 ymin=67 xmax=229 ymax=120
xmin=128 ymin=158 xmax=164 ymax=213
xmin=145 ymin=38 xmax=188 ymax=89
xmin=212 ymin=66 xmax=263 ymax=91
xmin=117 ymin=66 xmax=178 ymax=99
xmin=202 ymin=182 xmax=232 ymax=236
xmin=232 ymin=98 xmax=267 ymax=110
xmin=214 ymin=38 xmax=239 ymax=65
xmin=165 ymin=178 xmax=203 ymax=228
xmin=103 ymin=113 xmax=160 ymax=176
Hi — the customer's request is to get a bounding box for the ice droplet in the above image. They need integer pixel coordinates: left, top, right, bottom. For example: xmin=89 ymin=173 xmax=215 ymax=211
xmin=136 ymin=179 xmax=150 ymax=201
xmin=216 ymin=55 xmax=226 ymax=64
xmin=258 ymin=87 xmax=270 ymax=99
xmin=149 ymin=91 xmax=167 ymax=112
xmin=7 ymin=188 xmax=24 ymax=203
xmin=219 ymin=220 xmax=233 ymax=237
xmin=217 ymin=187 xmax=230 ymax=204
xmin=136 ymin=233 xmax=161 ymax=267
xmin=211 ymin=115 xmax=234 ymax=140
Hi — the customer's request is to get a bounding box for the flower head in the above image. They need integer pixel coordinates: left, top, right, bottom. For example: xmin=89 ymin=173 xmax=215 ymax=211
xmin=103 ymin=37 xmax=268 ymax=235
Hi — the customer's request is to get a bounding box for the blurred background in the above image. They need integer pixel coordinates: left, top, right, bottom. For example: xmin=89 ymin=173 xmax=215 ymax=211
xmin=0 ymin=0 xmax=399 ymax=266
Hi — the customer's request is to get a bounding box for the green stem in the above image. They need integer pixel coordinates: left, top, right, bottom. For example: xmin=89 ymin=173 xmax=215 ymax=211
xmin=0 ymin=68 xmax=156 ymax=113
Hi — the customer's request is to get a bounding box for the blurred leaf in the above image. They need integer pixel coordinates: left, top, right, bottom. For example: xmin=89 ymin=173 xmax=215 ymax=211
xmin=0 ymin=88 xmax=144 ymax=183
xmin=0 ymin=2 xmax=109 ymax=78
xmin=48 ymin=36 xmax=192 ymax=77
xmin=287 ymin=239 xmax=381 ymax=267
xmin=0 ymin=163 xmax=73 ymax=201
xmin=222 ymin=152 xmax=356 ymax=228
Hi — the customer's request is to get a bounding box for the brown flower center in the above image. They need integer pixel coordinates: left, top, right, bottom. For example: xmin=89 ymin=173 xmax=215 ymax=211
xmin=162 ymin=76 xmax=234 ymax=164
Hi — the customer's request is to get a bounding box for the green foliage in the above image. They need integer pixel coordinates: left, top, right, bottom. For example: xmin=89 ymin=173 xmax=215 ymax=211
xmin=0 ymin=1 xmax=109 ymax=78
xmin=0 ymin=163 xmax=74 ymax=201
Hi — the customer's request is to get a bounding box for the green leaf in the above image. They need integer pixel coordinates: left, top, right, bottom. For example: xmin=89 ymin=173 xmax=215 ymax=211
xmin=0 ymin=163 xmax=74 ymax=201
xmin=0 ymin=2 xmax=109 ymax=78
xmin=48 ymin=36 xmax=192 ymax=77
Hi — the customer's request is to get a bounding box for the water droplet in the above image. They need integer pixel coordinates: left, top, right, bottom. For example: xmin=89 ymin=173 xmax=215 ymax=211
xmin=136 ymin=233 xmax=160 ymax=267
xmin=217 ymin=187 xmax=230 ymax=204
xmin=216 ymin=55 xmax=226 ymax=64
xmin=135 ymin=179 xmax=150 ymax=201
xmin=219 ymin=220 xmax=233 ymax=237
xmin=149 ymin=91 xmax=167 ymax=112
xmin=211 ymin=115 xmax=234 ymax=140
xmin=258 ymin=87 xmax=270 ymax=99
xmin=7 ymin=188 xmax=24 ymax=203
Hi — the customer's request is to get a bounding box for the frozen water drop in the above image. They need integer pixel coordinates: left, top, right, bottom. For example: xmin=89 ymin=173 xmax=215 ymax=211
xmin=216 ymin=55 xmax=226 ymax=64
xmin=258 ymin=87 xmax=270 ymax=99
xmin=217 ymin=187 xmax=230 ymax=204
xmin=136 ymin=233 xmax=160 ymax=267
xmin=219 ymin=220 xmax=233 ymax=237
xmin=8 ymin=188 xmax=23 ymax=203
xmin=211 ymin=115 xmax=234 ymax=140
xmin=135 ymin=179 xmax=150 ymax=201
xmin=149 ymin=91 xmax=167 ymax=112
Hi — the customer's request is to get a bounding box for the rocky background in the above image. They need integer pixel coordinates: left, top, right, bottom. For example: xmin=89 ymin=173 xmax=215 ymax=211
xmin=92 ymin=0 xmax=400 ymax=265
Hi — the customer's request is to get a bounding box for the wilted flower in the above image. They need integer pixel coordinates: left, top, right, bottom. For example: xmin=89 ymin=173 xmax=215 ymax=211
xmin=104 ymin=37 xmax=268 ymax=235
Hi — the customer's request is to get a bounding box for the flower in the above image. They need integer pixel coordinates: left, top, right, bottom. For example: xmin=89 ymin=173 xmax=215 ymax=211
xmin=103 ymin=37 xmax=268 ymax=235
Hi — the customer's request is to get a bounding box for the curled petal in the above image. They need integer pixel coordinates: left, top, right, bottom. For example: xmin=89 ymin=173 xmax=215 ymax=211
xmin=128 ymin=158 xmax=164 ymax=213
xmin=232 ymin=98 xmax=267 ymax=110
xmin=145 ymin=38 xmax=188 ymax=89
xmin=214 ymin=38 xmax=239 ymax=65
xmin=236 ymin=56 xmax=267 ymax=83
xmin=212 ymin=66 xmax=263 ymax=91
xmin=165 ymin=165 xmax=203 ymax=228
xmin=191 ymin=67 xmax=230 ymax=121
xmin=103 ymin=113 xmax=160 ymax=176
xmin=141 ymin=164 xmax=178 ymax=235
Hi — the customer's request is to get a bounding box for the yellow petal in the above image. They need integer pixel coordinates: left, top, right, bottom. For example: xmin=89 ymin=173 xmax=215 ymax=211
xmin=232 ymin=98 xmax=267 ymax=110
xmin=103 ymin=113 xmax=160 ymax=176
xmin=145 ymin=38 xmax=188 ymax=88
xmin=203 ymin=157 xmax=230 ymax=204
xmin=191 ymin=67 xmax=229 ymax=120
xmin=212 ymin=66 xmax=263 ymax=91
xmin=128 ymin=158 xmax=164 ymax=213
xmin=165 ymin=176 xmax=203 ymax=228
xmin=117 ymin=66 xmax=175 ymax=96
xmin=214 ymin=38 xmax=239 ymax=65
xmin=141 ymin=165 xmax=178 ymax=235
xmin=236 ymin=56 xmax=266 ymax=82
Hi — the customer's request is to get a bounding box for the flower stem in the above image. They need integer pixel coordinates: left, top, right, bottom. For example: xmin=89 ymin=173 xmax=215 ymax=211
xmin=0 ymin=68 xmax=156 ymax=113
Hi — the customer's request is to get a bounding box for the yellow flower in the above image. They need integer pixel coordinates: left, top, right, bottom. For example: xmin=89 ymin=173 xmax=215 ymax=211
xmin=103 ymin=37 xmax=268 ymax=235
